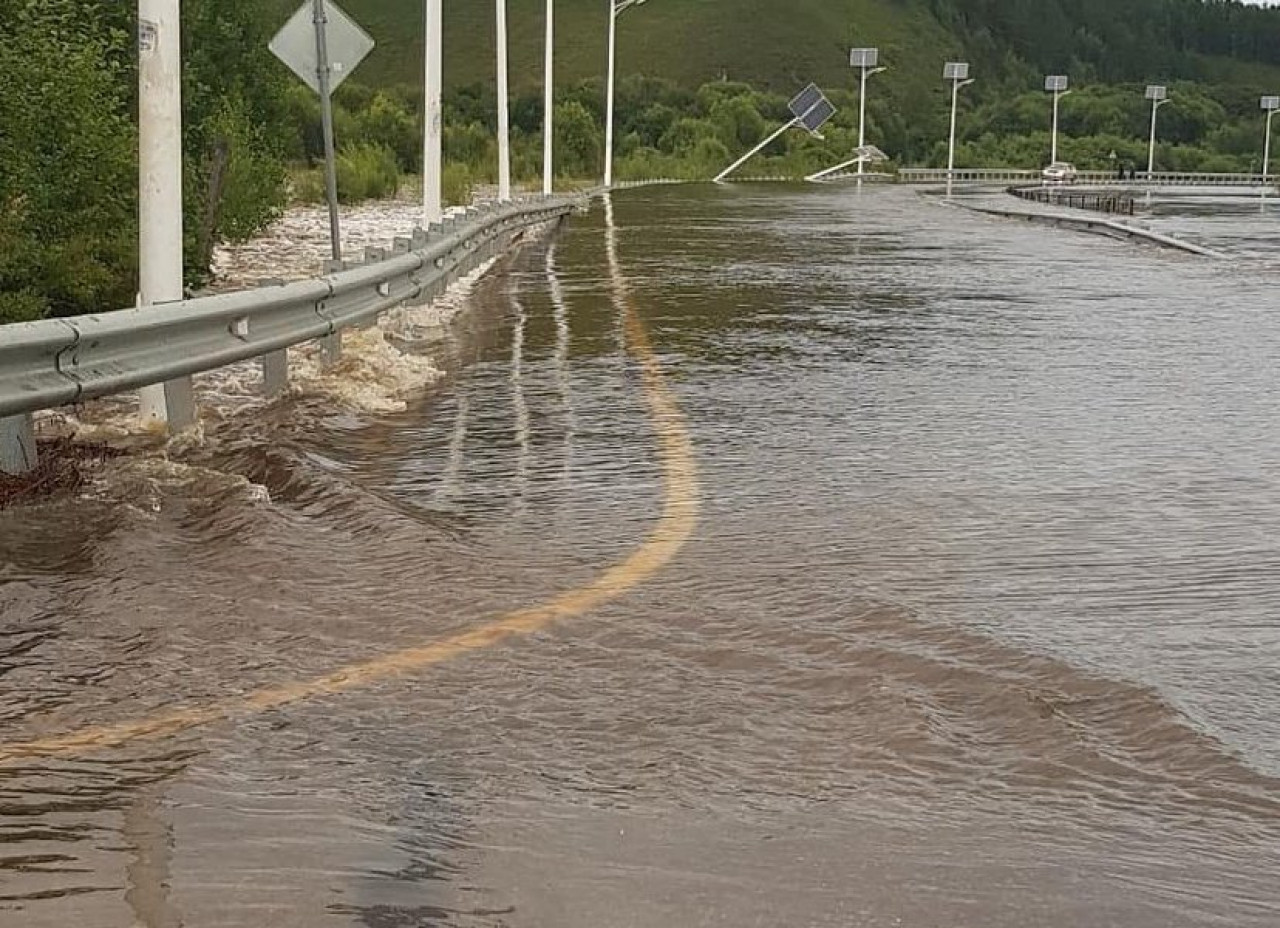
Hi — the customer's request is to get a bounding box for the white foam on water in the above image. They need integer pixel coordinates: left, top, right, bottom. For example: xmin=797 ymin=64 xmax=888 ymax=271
xmin=289 ymin=328 xmax=442 ymax=415
xmin=25 ymin=193 xmax=531 ymax=505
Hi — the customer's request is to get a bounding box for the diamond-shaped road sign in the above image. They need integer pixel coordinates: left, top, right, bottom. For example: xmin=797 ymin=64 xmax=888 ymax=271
xmin=270 ymin=0 xmax=374 ymax=96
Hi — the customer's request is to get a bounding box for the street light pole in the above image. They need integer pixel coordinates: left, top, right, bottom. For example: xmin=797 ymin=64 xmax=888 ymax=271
xmin=944 ymin=62 xmax=973 ymax=197
xmin=137 ymin=0 xmax=194 ymax=428
xmin=1045 ymin=75 xmax=1069 ymax=166
xmin=496 ymin=0 xmax=511 ymax=201
xmin=851 ymin=48 xmax=884 ymax=180
xmin=1262 ymin=96 xmax=1279 ymax=188
xmin=1145 ymin=85 xmax=1169 ymax=178
xmin=544 ymin=0 xmax=554 ymax=195
xmin=604 ymin=0 xmax=648 ymax=188
xmin=423 ymin=0 xmax=443 ymax=225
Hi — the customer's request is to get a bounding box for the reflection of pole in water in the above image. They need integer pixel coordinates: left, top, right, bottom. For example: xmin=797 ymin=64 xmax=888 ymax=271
xmin=546 ymin=242 xmax=576 ymax=482
xmin=440 ymin=393 xmax=469 ymax=502
xmin=603 ymin=194 xmax=628 ymax=354
xmin=511 ymin=293 xmax=531 ymax=507
xmin=124 ymin=786 xmax=181 ymax=928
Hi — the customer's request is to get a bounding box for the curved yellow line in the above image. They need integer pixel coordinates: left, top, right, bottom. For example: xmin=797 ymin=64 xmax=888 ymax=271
xmin=0 ymin=218 xmax=698 ymax=763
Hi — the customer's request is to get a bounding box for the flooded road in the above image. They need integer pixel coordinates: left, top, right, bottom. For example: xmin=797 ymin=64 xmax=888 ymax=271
xmin=3 ymin=184 xmax=1280 ymax=926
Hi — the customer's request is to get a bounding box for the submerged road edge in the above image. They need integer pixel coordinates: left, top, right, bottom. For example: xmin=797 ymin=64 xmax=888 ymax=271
xmin=0 ymin=199 xmax=700 ymax=763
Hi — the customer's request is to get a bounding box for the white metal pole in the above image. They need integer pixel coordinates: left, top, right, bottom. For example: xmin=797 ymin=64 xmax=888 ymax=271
xmin=805 ymin=154 xmax=864 ymax=183
xmin=496 ymin=0 xmax=511 ymax=201
xmin=1147 ymin=99 xmax=1159 ymax=177
xmin=543 ymin=0 xmax=554 ymax=195
xmin=604 ymin=1 xmax=618 ymax=187
xmin=1051 ymin=89 xmax=1060 ymax=165
xmin=423 ymin=0 xmax=443 ymax=224
xmin=137 ymin=0 xmax=193 ymax=427
xmin=857 ymin=66 xmax=868 ymax=178
xmin=1264 ymin=109 xmax=1274 ymax=186
xmin=947 ymin=78 xmax=960 ymax=195
xmin=715 ymin=117 xmax=800 ymax=183
xmin=313 ymin=0 xmax=342 ymax=260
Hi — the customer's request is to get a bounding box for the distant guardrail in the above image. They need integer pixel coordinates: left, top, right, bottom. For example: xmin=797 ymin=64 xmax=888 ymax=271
xmin=0 ymin=196 xmax=574 ymax=475
xmin=901 ymin=168 xmax=1273 ymax=187
xmin=1008 ymin=184 xmax=1135 ymax=216
xmin=951 ymin=200 xmax=1225 ymax=258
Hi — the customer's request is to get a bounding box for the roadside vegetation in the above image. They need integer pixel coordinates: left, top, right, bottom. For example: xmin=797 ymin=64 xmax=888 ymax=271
xmin=3 ymin=0 xmax=1280 ymax=324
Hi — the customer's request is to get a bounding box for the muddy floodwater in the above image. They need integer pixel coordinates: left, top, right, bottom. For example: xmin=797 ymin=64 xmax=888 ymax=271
xmin=2 ymin=184 xmax=1279 ymax=927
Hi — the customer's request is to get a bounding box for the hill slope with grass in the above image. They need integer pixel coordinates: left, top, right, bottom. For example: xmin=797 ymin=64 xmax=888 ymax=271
xmin=266 ymin=0 xmax=1280 ymax=99
xmin=268 ymin=0 xmax=962 ymax=107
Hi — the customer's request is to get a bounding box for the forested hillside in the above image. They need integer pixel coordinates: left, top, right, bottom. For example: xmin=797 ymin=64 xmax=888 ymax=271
xmin=4 ymin=0 xmax=1280 ymax=324
xmin=264 ymin=0 xmax=1280 ymax=94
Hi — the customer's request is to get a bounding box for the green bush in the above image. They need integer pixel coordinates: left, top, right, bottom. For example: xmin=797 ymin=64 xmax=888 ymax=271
xmin=336 ymin=142 xmax=401 ymax=202
xmin=442 ymin=163 xmax=475 ymax=206
xmin=289 ymin=167 xmax=327 ymax=204
xmin=0 ymin=290 xmax=50 ymax=325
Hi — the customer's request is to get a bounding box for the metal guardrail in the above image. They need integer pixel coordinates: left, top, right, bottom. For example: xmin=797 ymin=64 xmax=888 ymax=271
xmin=951 ymin=200 xmax=1225 ymax=258
xmin=0 ymin=196 xmax=574 ymax=474
xmin=901 ymin=167 xmax=1273 ymax=187
xmin=1008 ymin=185 xmax=1135 ymax=216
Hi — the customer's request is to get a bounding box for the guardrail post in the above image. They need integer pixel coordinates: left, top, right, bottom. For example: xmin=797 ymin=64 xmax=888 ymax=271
xmin=0 ymin=414 xmax=37 ymax=476
xmin=253 ymin=277 xmax=290 ymax=395
xmin=262 ymin=351 xmax=289 ymax=396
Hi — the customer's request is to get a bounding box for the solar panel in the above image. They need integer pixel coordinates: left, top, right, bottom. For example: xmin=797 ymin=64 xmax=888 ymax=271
xmin=943 ymin=62 xmax=970 ymax=81
xmin=1262 ymin=96 xmax=1280 ymax=111
xmin=800 ymin=98 xmax=836 ymax=133
xmin=1044 ymin=75 xmax=1069 ymax=92
xmin=788 ymin=83 xmax=823 ymax=119
xmin=849 ymin=48 xmax=879 ymax=68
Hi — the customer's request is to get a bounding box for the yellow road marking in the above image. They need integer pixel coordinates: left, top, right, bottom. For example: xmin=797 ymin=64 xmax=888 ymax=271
xmin=1 ymin=210 xmax=698 ymax=762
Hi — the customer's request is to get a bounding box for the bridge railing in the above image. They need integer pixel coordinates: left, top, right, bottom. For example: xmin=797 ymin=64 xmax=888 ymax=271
xmin=1008 ymin=185 xmax=1136 ymax=215
xmin=900 ymin=167 xmax=1272 ymax=186
xmin=0 ymin=196 xmax=574 ymax=475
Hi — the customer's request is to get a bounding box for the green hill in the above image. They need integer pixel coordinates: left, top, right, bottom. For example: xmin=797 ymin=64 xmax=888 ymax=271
xmin=268 ymin=1 xmax=959 ymax=96
xmin=268 ymin=0 xmax=1280 ymax=100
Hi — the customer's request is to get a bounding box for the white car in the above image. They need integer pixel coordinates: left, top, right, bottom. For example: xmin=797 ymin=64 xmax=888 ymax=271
xmin=1042 ymin=161 xmax=1078 ymax=185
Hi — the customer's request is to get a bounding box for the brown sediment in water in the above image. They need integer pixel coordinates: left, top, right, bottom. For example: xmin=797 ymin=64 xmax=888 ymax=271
xmin=0 ymin=437 xmax=122 ymax=510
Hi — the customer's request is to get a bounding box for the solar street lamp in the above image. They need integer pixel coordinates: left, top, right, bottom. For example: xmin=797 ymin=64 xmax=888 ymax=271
xmin=851 ymin=48 xmax=886 ymax=179
xmin=715 ymin=83 xmax=836 ymax=182
xmin=138 ymin=0 xmax=188 ymax=425
xmin=1262 ymin=96 xmax=1279 ymax=187
xmin=1045 ymin=75 xmax=1070 ymax=166
xmin=423 ymin=0 xmax=443 ymax=224
xmin=496 ymin=0 xmax=511 ymax=201
xmin=1145 ymin=85 xmax=1170 ymax=178
xmin=543 ymin=0 xmax=554 ymax=194
xmin=604 ymin=0 xmax=649 ymax=188
xmin=805 ymin=145 xmax=887 ymax=182
xmin=944 ymin=62 xmax=973 ymax=197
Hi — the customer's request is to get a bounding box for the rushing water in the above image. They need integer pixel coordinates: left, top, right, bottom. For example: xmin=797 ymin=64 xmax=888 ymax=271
xmin=2 ymin=184 xmax=1279 ymax=927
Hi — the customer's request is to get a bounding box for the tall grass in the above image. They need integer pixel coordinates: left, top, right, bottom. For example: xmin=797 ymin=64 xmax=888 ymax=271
xmin=336 ymin=142 xmax=400 ymax=202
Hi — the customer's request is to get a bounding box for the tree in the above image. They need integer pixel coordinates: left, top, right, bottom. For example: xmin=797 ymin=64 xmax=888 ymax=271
xmin=0 ymin=0 xmax=136 ymax=322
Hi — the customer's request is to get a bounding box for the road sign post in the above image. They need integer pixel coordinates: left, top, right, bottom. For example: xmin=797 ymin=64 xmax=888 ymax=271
xmin=271 ymin=0 xmax=375 ymax=260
